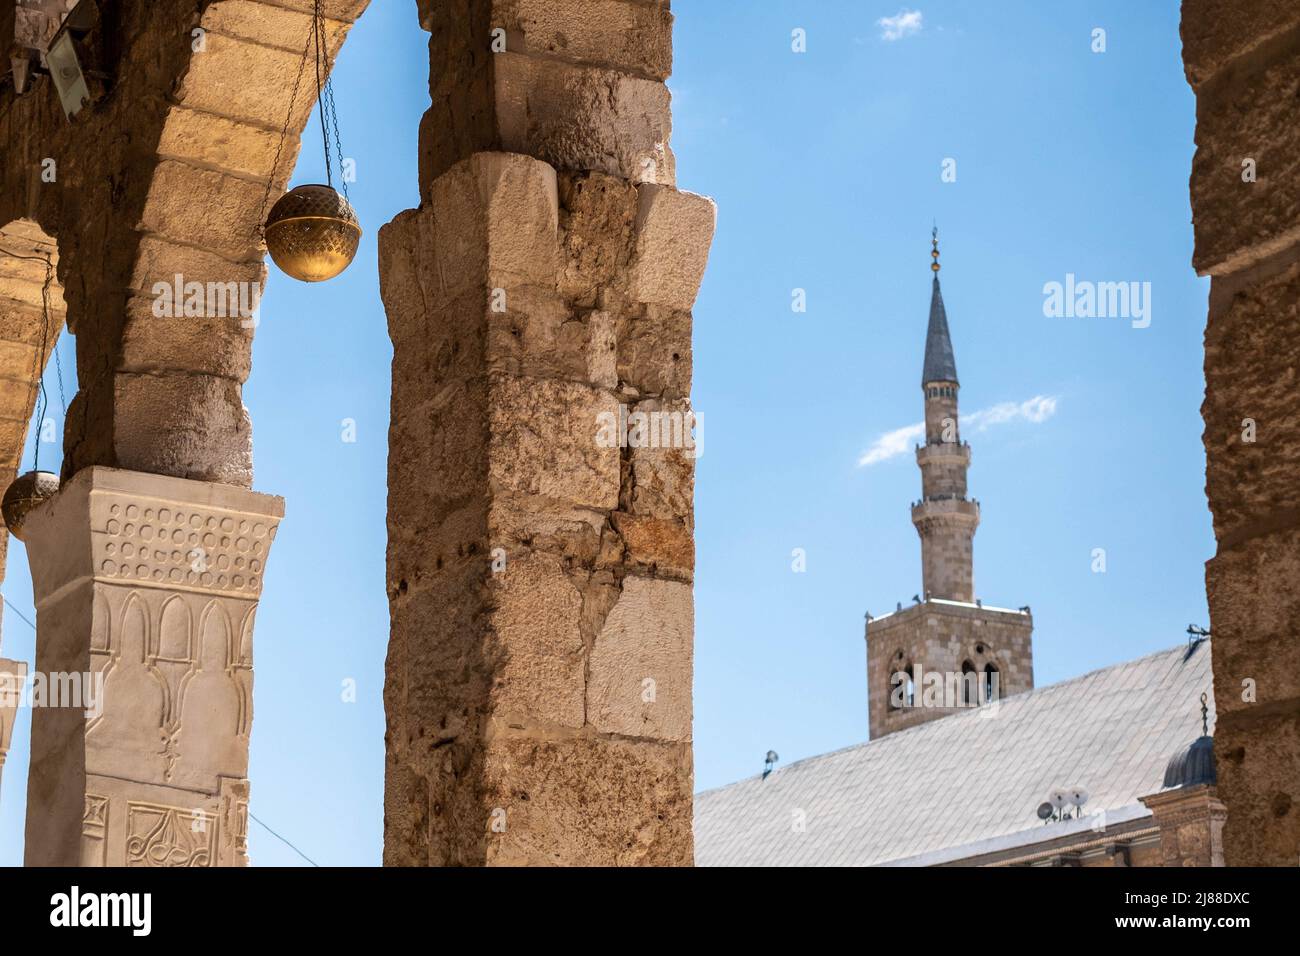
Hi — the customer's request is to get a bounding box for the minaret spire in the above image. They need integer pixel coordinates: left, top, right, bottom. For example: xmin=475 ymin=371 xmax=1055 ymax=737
xmin=922 ymin=228 xmax=958 ymax=386
xmin=912 ymin=228 xmax=979 ymax=602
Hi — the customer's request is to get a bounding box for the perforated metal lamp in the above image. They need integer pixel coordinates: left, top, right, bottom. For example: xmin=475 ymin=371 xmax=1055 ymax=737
xmin=260 ymin=0 xmax=359 ymax=283
xmin=264 ymin=184 xmax=361 ymax=283
xmin=2 ymin=470 xmax=60 ymax=540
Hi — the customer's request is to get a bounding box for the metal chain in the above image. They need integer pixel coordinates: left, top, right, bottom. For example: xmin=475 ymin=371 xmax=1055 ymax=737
xmin=326 ymin=76 xmax=348 ymax=200
xmin=314 ymin=0 xmax=332 ymax=188
xmin=32 ymin=257 xmax=54 ymax=472
xmin=53 ymin=334 xmax=68 ymax=415
xmin=254 ymin=23 xmax=314 ymax=240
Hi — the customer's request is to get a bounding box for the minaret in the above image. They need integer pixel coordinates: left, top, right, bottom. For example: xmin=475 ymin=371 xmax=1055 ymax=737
xmin=863 ymin=229 xmax=1034 ymax=740
xmin=912 ymin=229 xmax=979 ymax=602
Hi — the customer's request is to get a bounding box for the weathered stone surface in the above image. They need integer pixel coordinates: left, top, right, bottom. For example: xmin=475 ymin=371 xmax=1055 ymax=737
xmin=493 ymin=0 xmax=674 ymax=80
xmin=629 ymin=184 xmax=717 ymax=309
xmin=1180 ymin=0 xmax=1300 ymax=90
xmin=487 ymin=551 xmax=586 ymax=728
xmin=1214 ymin=709 xmax=1300 ymax=866
xmin=1202 ymin=254 xmax=1300 ymax=541
xmin=617 ymin=304 xmax=691 ymax=398
xmin=557 ymin=171 xmax=638 ymax=307
xmin=1207 ymin=525 xmax=1300 ymax=714
xmin=588 ymin=576 xmax=692 ymax=740
xmin=420 ymin=153 xmax=560 ymax=295
xmin=113 ymin=372 xmax=253 ymax=486
xmin=419 ymin=5 xmax=676 ymax=190
xmin=157 ymin=105 xmax=285 ymax=181
xmin=1189 ymin=45 xmax=1300 ymax=275
xmin=496 ymin=53 xmax=674 ymax=185
xmin=1184 ymin=1 xmax=1300 ymax=868
xmin=488 ymin=374 xmax=620 ymax=510
xmin=205 ymin=0 xmax=350 ymax=54
xmin=139 ymin=161 xmax=267 ymax=263
xmin=1139 ymin=785 xmax=1227 ymax=867
xmin=174 ymin=32 xmax=324 ymax=131
xmin=482 ymin=734 xmax=692 ymax=866
xmin=120 ymin=292 xmax=257 ymax=382
xmin=384 ymin=0 xmax=709 ymax=867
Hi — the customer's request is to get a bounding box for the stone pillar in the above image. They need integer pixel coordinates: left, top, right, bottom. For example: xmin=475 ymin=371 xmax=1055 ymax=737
xmin=20 ymin=466 xmax=280 ymax=867
xmin=1181 ymin=1 xmax=1300 ymax=865
xmin=1139 ymin=786 xmax=1228 ymax=867
xmin=0 ymin=657 xmax=26 ymax=799
xmin=380 ymin=1 xmax=713 ymax=866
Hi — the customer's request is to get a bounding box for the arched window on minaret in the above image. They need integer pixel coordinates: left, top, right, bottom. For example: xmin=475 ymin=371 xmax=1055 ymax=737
xmin=961 ymin=660 xmax=977 ymax=706
xmin=889 ymin=661 xmax=915 ymax=710
xmin=983 ymin=663 xmax=1000 ymax=703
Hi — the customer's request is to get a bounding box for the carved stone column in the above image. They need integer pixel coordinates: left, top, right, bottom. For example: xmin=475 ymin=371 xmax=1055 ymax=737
xmin=20 ymin=467 xmax=281 ymax=867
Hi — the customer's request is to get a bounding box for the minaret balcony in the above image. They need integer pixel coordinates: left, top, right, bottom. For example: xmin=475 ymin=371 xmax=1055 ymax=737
xmin=910 ymin=496 xmax=980 ymax=524
xmin=915 ymin=441 xmax=971 ymax=467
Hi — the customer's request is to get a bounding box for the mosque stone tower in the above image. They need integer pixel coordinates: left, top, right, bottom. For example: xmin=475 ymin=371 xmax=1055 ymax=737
xmin=864 ymin=231 xmax=1034 ymax=740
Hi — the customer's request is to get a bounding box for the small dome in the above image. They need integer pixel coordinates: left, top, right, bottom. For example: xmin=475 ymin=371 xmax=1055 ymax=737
xmin=1162 ymin=735 xmax=1216 ymax=789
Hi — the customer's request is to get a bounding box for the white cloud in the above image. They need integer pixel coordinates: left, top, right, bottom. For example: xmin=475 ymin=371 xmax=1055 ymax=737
xmin=965 ymin=395 xmax=1058 ymax=431
xmin=878 ymin=9 xmax=923 ymax=42
xmin=857 ymin=395 xmax=1058 ymax=467
xmin=858 ymin=422 xmax=925 ymax=467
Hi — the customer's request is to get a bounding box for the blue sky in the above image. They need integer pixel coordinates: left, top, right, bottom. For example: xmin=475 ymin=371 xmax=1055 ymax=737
xmin=0 ymin=1 xmax=1207 ymax=866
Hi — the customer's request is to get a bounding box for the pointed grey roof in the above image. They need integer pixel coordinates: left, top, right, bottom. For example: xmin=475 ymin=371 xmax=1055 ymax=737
xmin=694 ymin=640 xmax=1214 ymax=866
xmin=922 ymin=276 xmax=959 ymax=386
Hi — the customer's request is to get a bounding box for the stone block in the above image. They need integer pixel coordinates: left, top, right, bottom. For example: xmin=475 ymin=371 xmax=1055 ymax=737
xmin=388 ymin=377 xmax=489 ymax=534
xmin=1181 ymin=0 xmax=1300 ymax=90
xmin=487 ymin=373 xmax=619 ymax=510
xmin=486 ymin=551 xmax=586 ymax=728
xmin=587 ymin=575 xmax=692 ymax=740
xmin=113 ymin=371 xmax=253 ymax=486
xmin=1189 ymin=46 xmax=1300 ymax=274
xmin=611 ymin=512 xmax=693 ymax=576
xmin=1207 ymin=524 xmax=1300 ymax=713
xmin=617 ymin=304 xmax=692 ymax=398
xmin=494 ymin=0 xmax=674 ymax=80
xmin=1215 ymin=708 xmax=1300 ymax=866
xmin=557 ymin=171 xmax=639 ymax=308
xmin=119 ymin=290 xmax=257 ymax=382
xmin=628 ymin=402 xmax=695 ymax=518
xmin=629 ymin=183 xmax=716 ymax=309
xmin=486 ymin=496 xmax=606 ymax=563
xmin=174 ymin=32 xmax=319 ymax=131
xmin=139 ymin=161 xmax=267 ymax=264
xmin=1202 ymin=257 xmax=1300 ymax=540
xmin=482 ymin=734 xmax=692 ymax=865
xmin=494 ymin=53 xmax=674 ymax=185
xmin=157 ymin=105 xmax=285 ymax=182
xmin=204 ymin=0 xmax=351 ymax=54
xmin=424 ymin=153 xmax=560 ymax=294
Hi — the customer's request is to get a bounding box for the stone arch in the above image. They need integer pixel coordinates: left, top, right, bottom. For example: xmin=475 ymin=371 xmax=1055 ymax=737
xmin=0 ymin=1 xmax=370 ymax=486
xmin=0 ymin=219 xmax=65 ymax=462
xmin=0 ymin=217 xmax=66 ymax=577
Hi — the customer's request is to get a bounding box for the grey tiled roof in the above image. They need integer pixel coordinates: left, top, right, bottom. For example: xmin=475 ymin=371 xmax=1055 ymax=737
xmin=922 ymin=276 xmax=959 ymax=385
xmin=694 ymin=641 xmax=1214 ymax=867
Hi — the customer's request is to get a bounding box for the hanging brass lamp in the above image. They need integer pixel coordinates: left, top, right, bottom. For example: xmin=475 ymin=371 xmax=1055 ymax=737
xmin=264 ymin=184 xmax=360 ymax=282
xmin=2 ymin=470 xmax=60 ymax=541
xmin=260 ymin=0 xmax=359 ymax=283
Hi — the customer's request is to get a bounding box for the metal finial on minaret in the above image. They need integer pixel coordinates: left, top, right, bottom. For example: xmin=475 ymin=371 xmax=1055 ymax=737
xmin=1200 ymin=692 xmax=1209 ymax=736
xmin=931 ymin=225 xmax=940 ymax=273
